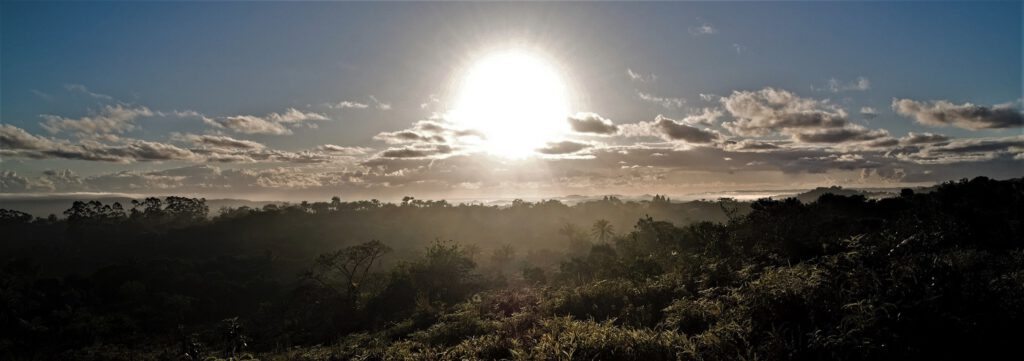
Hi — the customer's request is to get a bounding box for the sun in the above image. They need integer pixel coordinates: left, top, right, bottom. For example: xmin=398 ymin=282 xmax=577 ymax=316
xmin=449 ymin=49 xmax=571 ymax=158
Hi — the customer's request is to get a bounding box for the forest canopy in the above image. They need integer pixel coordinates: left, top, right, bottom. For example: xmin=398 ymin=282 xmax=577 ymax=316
xmin=1 ymin=176 xmax=1021 ymax=360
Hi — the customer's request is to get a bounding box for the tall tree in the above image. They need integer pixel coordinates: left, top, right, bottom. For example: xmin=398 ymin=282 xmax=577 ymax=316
xmin=308 ymin=240 xmax=392 ymax=298
xmin=591 ymin=219 xmax=615 ymax=243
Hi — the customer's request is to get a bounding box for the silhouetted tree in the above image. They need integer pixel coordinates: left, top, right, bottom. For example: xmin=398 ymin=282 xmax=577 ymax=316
xmin=308 ymin=240 xmax=392 ymax=298
xmin=591 ymin=219 xmax=615 ymax=243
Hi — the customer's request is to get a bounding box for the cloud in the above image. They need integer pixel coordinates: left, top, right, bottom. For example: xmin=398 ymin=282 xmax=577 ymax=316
xmin=819 ymin=77 xmax=870 ymax=93
xmin=64 ymin=84 xmax=114 ymax=100
xmin=721 ymin=87 xmax=848 ymax=136
xmin=722 ymin=139 xmax=782 ymax=152
xmin=0 ymin=171 xmax=32 ymax=192
xmin=380 ymin=145 xmax=453 ymax=158
xmin=330 ymin=95 xmax=391 ymax=111
xmin=689 ymin=23 xmax=717 ymax=35
xmin=637 ymin=91 xmax=685 ymax=109
xmin=369 ymin=95 xmax=392 ymax=110
xmin=374 ymin=130 xmax=446 ymax=144
xmin=892 ymin=98 xmax=1024 ymax=130
xmin=31 ymin=90 xmax=53 ymax=101
xmin=793 ymin=125 xmax=889 ymax=143
xmin=899 ymin=132 xmax=950 ymax=145
xmin=374 ymin=117 xmax=481 ymax=146
xmin=172 ymin=133 xmax=265 ymax=149
xmin=893 ymin=135 xmax=1024 ymax=164
xmin=40 ymin=104 xmax=154 ymax=135
xmin=204 ymin=115 xmax=291 ymax=135
xmin=568 ymin=112 xmax=618 ymax=135
xmin=189 ymin=146 xmax=342 ymax=164
xmin=1 ymin=124 xmax=63 ymax=151
xmin=329 ymin=101 xmax=369 ymax=109
xmin=317 ymin=144 xmax=373 ymax=155
xmin=537 ymin=140 xmax=591 ymax=155
xmin=73 ymin=140 xmax=197 ymax=162
xmin=265 ymin=108 xmax=329 ymax=124
xmin=4 ymin=124 xmax=350 ymax=164
xmin=626 ymin=68 xmax=655 ymax=83
xmin=654 ymin=115 xmax=722 ymax=143
xmin=203 ymin=108 xmax=328 ymax=135
xmin=683 ymin=107 xmax=723 ymax=125
xmin=28 ymin=139 xmax=197 ymax=163
xmin=860 ymin=107 xmax=878 ymax=119
xmin=34 ymin=169 xmax=86 ymax=191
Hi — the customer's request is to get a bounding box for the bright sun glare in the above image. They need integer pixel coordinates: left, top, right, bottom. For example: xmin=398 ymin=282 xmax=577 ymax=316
xmin=450 ymin=49 xmax=571 ymax=158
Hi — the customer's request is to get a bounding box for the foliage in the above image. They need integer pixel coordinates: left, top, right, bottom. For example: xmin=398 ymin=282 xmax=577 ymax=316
xmin=1 ymin=177 xmax=1022 ymax=360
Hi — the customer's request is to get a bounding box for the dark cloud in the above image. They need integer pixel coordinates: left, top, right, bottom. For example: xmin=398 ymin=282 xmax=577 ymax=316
xmin=893 ymin=99 xmax=1024 ymax=130
xmin=538 ymin=140 xmax=591 ymax=155
xmin=374 ymin=130 xmax=446 ymax=144
xmin=567 ymin=112 xmax=618 ymax=135
xmin=655 ymin=115 xmax=721 ymax=143
xmin=1 ymin=125 xmax=197 ymax=163
xmin=1 ymin=124 xmax=61 ymax=151
xmin=373 ymin=118 xmax=474 ymax=145
xmin=722 ymin=139 xmax=782 ymax=152
xmin=793 ymin=126 xmax=889 ymax=143
xmin=894 ymin=136 xmax=1024 ymax=164
xmin=380 ymin=145 xmax=453 ymax=158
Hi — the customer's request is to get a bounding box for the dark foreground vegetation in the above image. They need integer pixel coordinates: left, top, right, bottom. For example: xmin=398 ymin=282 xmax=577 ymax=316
xmin=1 ymin=177 xmax=1021 ymax=360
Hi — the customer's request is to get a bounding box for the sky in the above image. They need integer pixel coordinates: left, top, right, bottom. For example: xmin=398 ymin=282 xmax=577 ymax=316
xmin=1 ymin=1 xmax=1021 ymax=202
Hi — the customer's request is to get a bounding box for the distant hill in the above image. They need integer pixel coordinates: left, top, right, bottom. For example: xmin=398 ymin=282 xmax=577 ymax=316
xmin=792 ymin=186 xmax=902 ymax=204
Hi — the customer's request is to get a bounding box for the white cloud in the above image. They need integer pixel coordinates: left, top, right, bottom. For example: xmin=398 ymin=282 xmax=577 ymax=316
xmin=203 ymin=108 xmax=329 ymax=135
xmin=64 ymin=84 xmax=114 ymax=100
xmin=689 ymin=23 xmax=717 ymax=35
xmin=171 ymin=133 xmax=265 ymax=149
xmin=820 ymin=77 xmax=871 ymax=93
xmin=626 ymin=68 xmax=656 ymax=83
xmin=330 ymin=101 xmax=369 ymax=109
xmin=637 ymin=91 xmax=685 ymax=109
xmin=40 ymin=104 xmax=154 ymax=135
xmin=860 ymin=106 xmax=878 ymax=119
xmin=682 ymin=107 xmax=723 ymax=125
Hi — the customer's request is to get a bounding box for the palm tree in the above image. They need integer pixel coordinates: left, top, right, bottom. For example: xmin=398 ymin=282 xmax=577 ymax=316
xmin=591 ymin=219 xmax=615 ymax=243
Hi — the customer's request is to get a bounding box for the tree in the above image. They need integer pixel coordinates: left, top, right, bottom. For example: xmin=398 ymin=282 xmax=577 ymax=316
xmin=308 ymin=240 xmax=392 ymax=298
xmin=0 ymin=209 xmax=33 ymax=224
xmin=560 ymin=222 xmax=592 ymax=255
xmin=591 ymin=219 xmax=615 ymax=243
xmin=490 ymin=243 xmax=517 ymax=274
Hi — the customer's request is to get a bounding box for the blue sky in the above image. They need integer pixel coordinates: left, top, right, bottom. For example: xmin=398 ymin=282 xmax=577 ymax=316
xmin=1 ymin=2 xmax=1021 ymax=201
